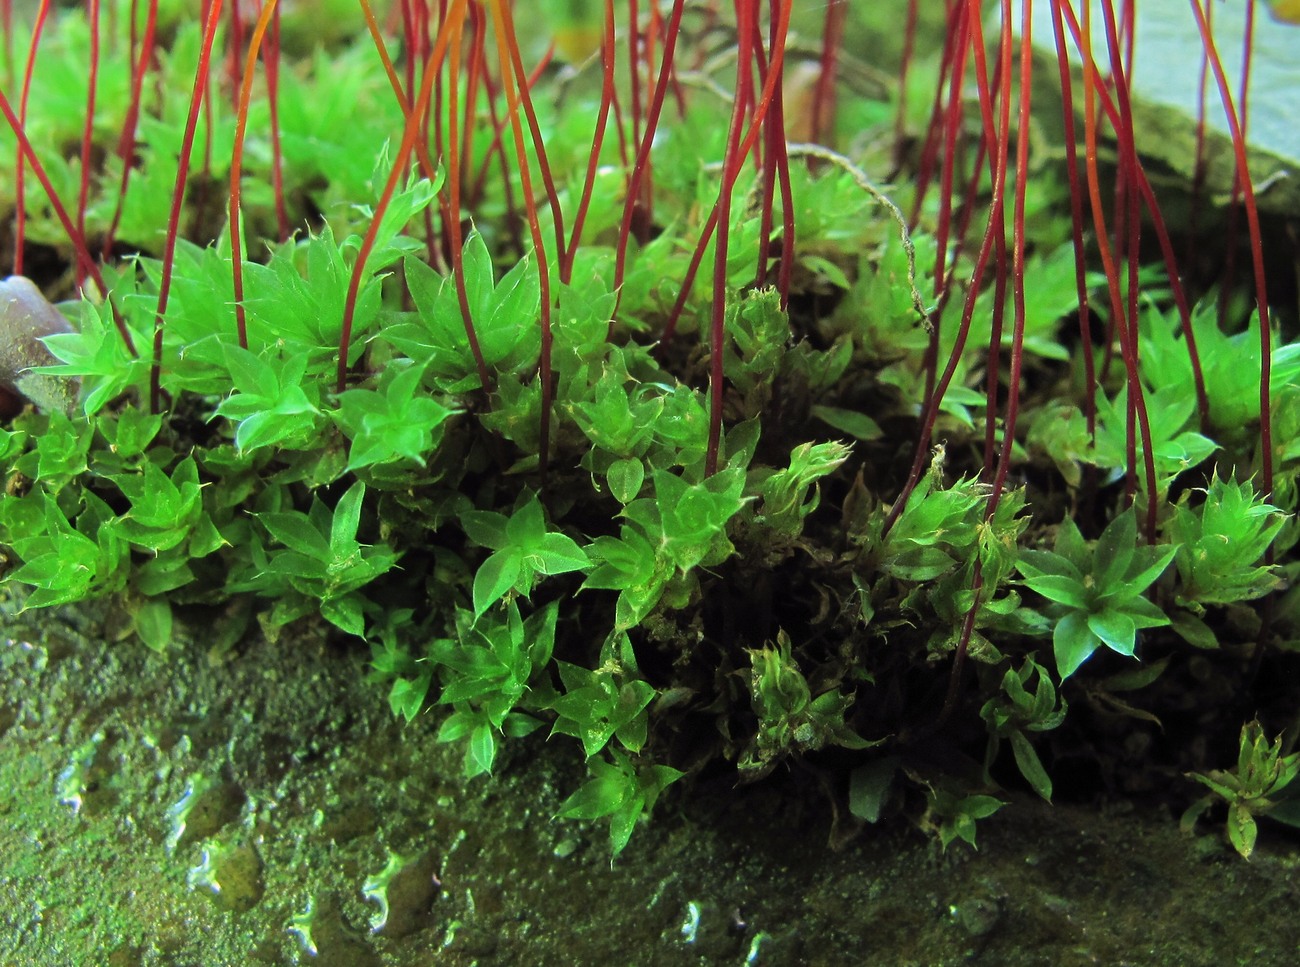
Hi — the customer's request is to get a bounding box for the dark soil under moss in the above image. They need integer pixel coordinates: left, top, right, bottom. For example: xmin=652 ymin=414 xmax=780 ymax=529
xmin=1 ymin=593 xmax=1298 ymax=967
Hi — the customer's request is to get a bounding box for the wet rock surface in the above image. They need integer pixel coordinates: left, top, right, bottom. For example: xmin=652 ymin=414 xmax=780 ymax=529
xmin=2 ymin=594 xmax=1299 ymax=966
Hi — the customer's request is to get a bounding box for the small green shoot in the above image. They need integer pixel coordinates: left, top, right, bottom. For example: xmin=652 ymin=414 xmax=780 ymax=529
xmin=461 ymin=492 xmax=590 ymax=618
xmin=1016 ymin=509 xmax=1177 ymax=679
xmin=1090 ymin=385 xmax=1218 ymax=497
xmin=741 ymin=631 xmax=875 ymax=776
xmin=751 ymin=440 xmax=851 ymax=540
xmin=1167 ymin=474 xmax=1286 ymax=610
xmin=917 ymin=779 xmax=1004 ymax=851
xmin=428 ymin=601 xmax=555 ymax=777
xmin=547 ymin=631 xmax=655 ymax=760
xmin=581 ymin=522 xmax=673 ymax=632
xmin=240 ymin=480 xmax=399 ymax=636
xmin=870 ymin=467 xmax=986 ymax=582
xmin=980 ymin=658 xmax=1067 ymax=801
xmin=555 ymin=747 xmax=683 ymax=857
xmin=1182 ymin=721 xmax=1300 ymax=859
xmin=18 ymin=410 xmax=94 ymax=492
xmin=212 ymin=343 xmax=325 ymax=455
xmin=333 ymin=360 xmax=458 ymax=472
xmin=3 ymin=490 xmax=125 ymax=609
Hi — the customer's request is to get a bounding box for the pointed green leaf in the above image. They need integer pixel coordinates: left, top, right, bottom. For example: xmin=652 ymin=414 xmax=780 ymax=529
xmin=1092 ymin=510 xmax=1137 ymax=590
xmin=1054 ymin=517 xmax=1089 ymax=570
xmin=1021 ymin=573 xmax=1090 ymax=609
xmin=556 ymin=760 xmax=628 ymax=821
xmin=1010 ymin=730 xmax=1053 ymax=802
xmin=259 ymin=512 xmax=330 ymax=560
xmin=330 ymin=481 xmax=366 ymax=560
xmin=1017 ymin=548 xmax=1085 ymax=584
xmin=474 ymin=547 xmax=523 ymax=616
xmin=1120 ymin=543 xmax=1179 ymax=596
xmin=134 ymin=598 xmax=173 ymax=653
xmin=608 ymin=794 xmax=645 ymax=856
xmin=321 ymin=593 xmax=366 ymax=637
xmin=466 ymin=723 xmax=497 ymax=777
xmin=461 ymin=508 xmax=509 ymax=550
xmin=1227 ymin=803 xmax=1257 ymax=859
xmin=1054 ymin=611 xmax=1098 ymax=679
xmin=389 ymin=671 xmax=433 ymax=723
xmin=505 ymin=494 xmax=547 ymax=550
xmin=607 ymin=458 xmax=645 ymax=504
xmin=1088 ymin=608 xmax=1137 ymax=657
xmin=534 ymin=532 xmax=590 ymax=575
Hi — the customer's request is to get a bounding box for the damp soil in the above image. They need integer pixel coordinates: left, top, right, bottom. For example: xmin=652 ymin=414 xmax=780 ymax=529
xmin=2 ymin=594 xmax=1299 ymax=967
